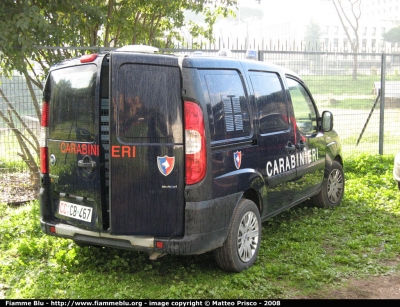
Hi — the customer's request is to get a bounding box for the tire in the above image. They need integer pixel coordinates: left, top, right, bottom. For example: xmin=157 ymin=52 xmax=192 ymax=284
xmin=214 ymin=199 xmax=261 ymax=272
xmin=312 ymin=161 xmax=344 ymax=208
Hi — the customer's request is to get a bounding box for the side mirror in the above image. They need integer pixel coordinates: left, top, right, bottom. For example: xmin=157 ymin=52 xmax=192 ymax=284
xmin=322 ymin=111 xmax=333 ymax=132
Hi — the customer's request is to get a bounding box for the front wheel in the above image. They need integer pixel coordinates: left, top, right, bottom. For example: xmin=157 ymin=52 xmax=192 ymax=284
xmin=312 ymin=161 xmax=344 ymax=208
xmin=214 ymin=199 xmax=261 ymax=272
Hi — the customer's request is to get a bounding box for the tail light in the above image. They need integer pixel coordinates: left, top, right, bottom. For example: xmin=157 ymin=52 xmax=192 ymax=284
xmin=40 ymin=101 xmax=49 ymax=174
xmin=184 ymin=101 xmax=206 ymax=185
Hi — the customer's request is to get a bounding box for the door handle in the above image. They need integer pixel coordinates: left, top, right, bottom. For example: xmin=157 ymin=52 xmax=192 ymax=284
xmin=78 ymin=155 xmax=96 ymax=173
xmin=285 ymin=141 xmax=295 ymax=154
xmin=296 ymin=140 xmax=305 ymax=151
xmin=78 ymin=160 xmax=96 ymax=169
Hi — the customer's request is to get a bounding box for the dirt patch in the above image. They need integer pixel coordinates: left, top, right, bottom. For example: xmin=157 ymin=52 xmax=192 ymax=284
xmin=303 ymin=272 xmax=400 ymax=299
xmin=0 ymin=172 xmax=38 ymax=205
xmin=331 ymin=273 xmax=400 ymax=299
xmin=296 ymin=259 xmax=400 ymax=299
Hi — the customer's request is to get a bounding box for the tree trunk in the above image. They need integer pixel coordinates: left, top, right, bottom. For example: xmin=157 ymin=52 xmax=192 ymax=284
xmin=104 ymin=0 xmax=114 ymax=47
xmin=352 ymin=53 xmax=358 ymax=81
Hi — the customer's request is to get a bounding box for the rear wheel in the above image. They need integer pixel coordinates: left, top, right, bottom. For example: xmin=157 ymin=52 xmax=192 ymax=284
xmin=214 ymin=199 xmax=261 ymax=272
xmin=312 ymin=161 xmax=344 ymax=208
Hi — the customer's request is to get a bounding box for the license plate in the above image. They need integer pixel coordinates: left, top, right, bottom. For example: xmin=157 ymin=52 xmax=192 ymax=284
xmin=58 ymin=201 xmax=93 ymax=222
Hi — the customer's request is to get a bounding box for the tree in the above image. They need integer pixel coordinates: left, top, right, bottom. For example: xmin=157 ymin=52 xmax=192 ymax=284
xmin=304 ymin=20 xmax=322 ymax=51
xmin=331 ymin=0 xmax=361 ymax=80
xmin=103 ymin=0 xmax=237 ymax=48
xmin=383 ymin=26 xmax=400 ymax=43
xmin=0 ymin=0 xmax=237 ymax=187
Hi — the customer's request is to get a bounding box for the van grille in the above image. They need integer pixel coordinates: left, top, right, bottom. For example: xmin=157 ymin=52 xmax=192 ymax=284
xmin=101 ymin=98 xmax=110 ymax=222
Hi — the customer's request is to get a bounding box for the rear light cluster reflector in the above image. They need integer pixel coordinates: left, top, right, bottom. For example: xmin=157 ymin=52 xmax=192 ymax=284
xmin=40 ymin=101 xmax=50 ymax=174
xmin=184 ymin=101 xmax=206 ymax=185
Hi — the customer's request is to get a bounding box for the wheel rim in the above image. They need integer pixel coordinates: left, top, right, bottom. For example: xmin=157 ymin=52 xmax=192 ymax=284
xmin=327 ymin=168 xmax=344 ymax=204
xmin=237 ymin=211 xmax=259 ymax=262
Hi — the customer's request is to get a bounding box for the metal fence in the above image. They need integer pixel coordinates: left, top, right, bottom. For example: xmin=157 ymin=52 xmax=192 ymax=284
xmin=171 ymin=48 xmax=400 ymax=157
xmin=258 ymin=51 xmax=400 ymax=157
xmin=1 ymin=47 xmax=400 ymax=202
xmin=0 ymin=74 xmax=41 ymax=168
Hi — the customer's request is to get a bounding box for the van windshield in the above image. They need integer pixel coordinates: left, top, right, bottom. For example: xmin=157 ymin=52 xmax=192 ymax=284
xmin=48 ymin=64 xmax=97 ymax=142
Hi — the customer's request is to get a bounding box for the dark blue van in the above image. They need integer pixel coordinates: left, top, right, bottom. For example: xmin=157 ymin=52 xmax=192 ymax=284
xmin=39 ymin=46 xmax=344 ymax=272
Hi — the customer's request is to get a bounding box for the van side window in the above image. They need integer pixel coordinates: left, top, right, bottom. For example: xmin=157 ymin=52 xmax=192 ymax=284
xmin=249 ymin=72 xmax=289 ymax=134
xmin=203 ymin=71 xmax=250 ymax=141
xmin=286 ymin=77 xmax=317 ymax=134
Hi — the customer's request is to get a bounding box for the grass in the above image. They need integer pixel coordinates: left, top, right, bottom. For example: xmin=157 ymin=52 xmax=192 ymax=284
xmin=1 ymin=154 xmax=400 ymax=299
xmin=0 ymin=131 xmax=39 ymax=167
xmin=327 ymin=98 xmax=376 ymax=110
xmin=0 ymin=160 xmax=26 ymax=173
xmin=341 ymin=132 xmax=395 ymax=148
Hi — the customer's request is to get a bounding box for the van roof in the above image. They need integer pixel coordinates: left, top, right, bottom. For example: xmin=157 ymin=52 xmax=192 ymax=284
xmin=181 ymin=54 xmax=298 ymax=78
xmin=49 ymin=50 xmax=298 ymax=79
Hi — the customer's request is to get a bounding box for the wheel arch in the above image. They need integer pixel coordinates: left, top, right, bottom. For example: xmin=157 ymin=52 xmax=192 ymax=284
xmin=334 ymin=154 xmax=343 ymax=166
xmin=243 ymin=188 xmax=262 ymax=214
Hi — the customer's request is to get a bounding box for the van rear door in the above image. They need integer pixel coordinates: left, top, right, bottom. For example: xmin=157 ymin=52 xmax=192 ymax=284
xmin=46 ymin=61 xmax=104 ymax=231
xmin=109 ymin=52 xmax=184 ymax=236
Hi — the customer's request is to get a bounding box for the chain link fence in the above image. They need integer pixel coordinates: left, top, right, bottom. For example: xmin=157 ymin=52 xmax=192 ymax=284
xmin=0 ymin=74 xmax=42 ymax=203
xmin=0 ymin=74 xmax=41 ymax=164
xmin=1 ymin=47 xmax=400 ymax=203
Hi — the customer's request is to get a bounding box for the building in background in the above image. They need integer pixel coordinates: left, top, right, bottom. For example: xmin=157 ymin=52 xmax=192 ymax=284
xmin=209 ymin=0 xmax=400 ymax=53
xmin=321 ymin=0 xmax=400 ymax=52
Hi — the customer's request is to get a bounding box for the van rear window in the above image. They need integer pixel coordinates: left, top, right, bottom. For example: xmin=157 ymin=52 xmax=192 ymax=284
xmin=48 ymin=65 xmax=96 ymax=141
xmin=117 ymin=64 xmax=182 ymax=143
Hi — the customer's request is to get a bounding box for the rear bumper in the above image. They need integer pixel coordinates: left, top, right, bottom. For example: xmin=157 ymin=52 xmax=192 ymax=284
xmin=41 ymin=222 xmax=155 ymax=251
xmin=40 ymin=193 xmax=240 ymax=255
